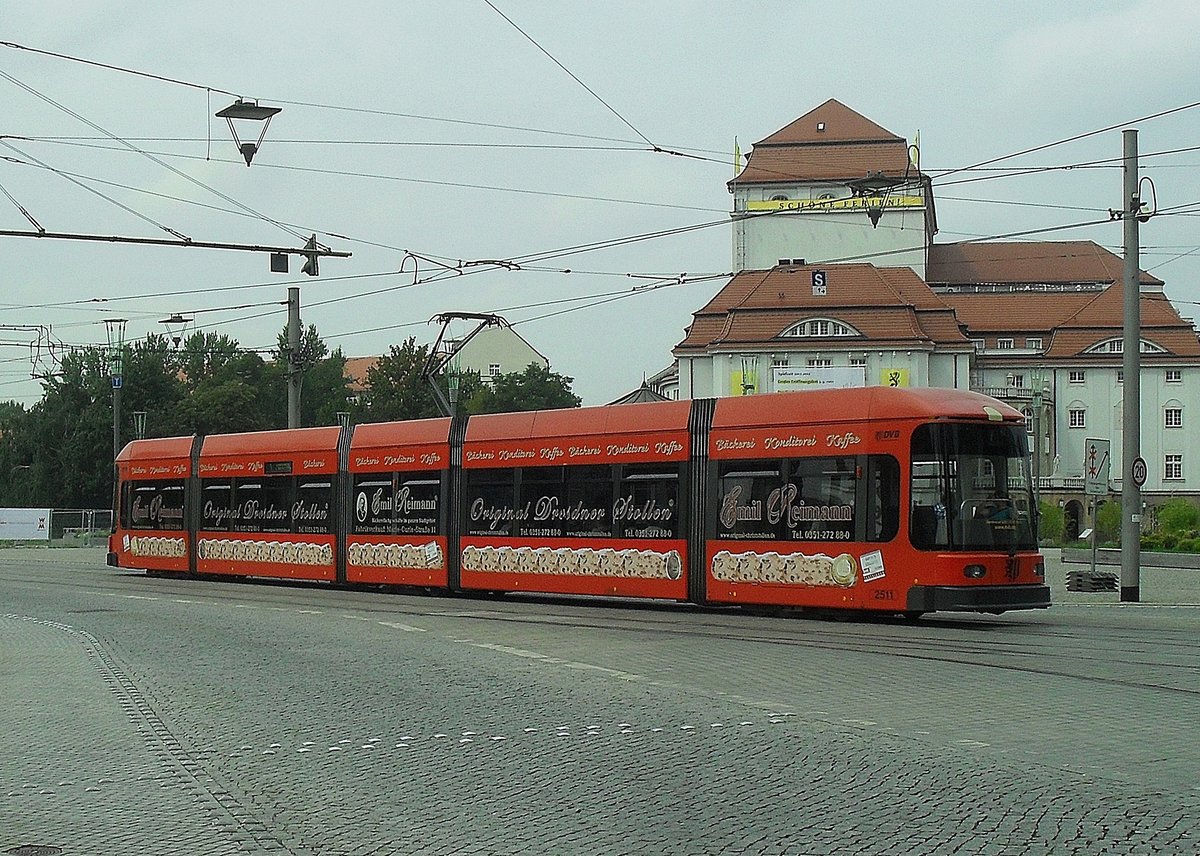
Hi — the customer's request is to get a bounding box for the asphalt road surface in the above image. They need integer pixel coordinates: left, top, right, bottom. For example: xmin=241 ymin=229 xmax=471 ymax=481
xmin=2 ymin=547 xmax=1197 ymax=855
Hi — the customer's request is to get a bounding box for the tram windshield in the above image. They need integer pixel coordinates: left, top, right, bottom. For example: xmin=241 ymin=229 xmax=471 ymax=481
xmin=910 ymin=422 xmax=1036 ymax=551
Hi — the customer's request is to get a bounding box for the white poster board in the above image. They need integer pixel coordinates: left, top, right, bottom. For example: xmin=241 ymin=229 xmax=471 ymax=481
xmin=772 ymin=365 xmax=866 ymax=391
xmin=0 ymin=508 xmax=52 ymax=540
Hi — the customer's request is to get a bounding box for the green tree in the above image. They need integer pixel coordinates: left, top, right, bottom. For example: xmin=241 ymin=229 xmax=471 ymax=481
xmin=172 ymin=331 xmax=275 ymax=434
xmin=23 ymin=346 xmax=114 ymax=508
xmin=465 ymin=363 xmax=581 ymax=414
xmin=359 ymin=338 xmax=443 ymax=422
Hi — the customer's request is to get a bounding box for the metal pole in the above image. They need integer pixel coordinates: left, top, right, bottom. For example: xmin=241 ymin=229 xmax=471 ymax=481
xmin=113 ymin=383 xmax=121 ymax=460
xmin=1120 ymin=129 xmax=1141 ymax=602
xmin=287 ymin=287 xmax=301 ymax=429
xmin=1032 ymin=385 xmax=1041 ymax=510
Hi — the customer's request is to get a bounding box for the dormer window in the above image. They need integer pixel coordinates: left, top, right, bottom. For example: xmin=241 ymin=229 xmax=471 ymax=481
xmin=1083 ymin=338 xmax=1167 ymax=354
xmin=779 ymin=317 xmax=862 ymax=338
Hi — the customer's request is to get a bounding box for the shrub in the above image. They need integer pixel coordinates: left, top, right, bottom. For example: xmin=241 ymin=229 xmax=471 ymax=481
xmin=1177 ymin=538 xmax=1200 ymax=553
xmin=1038 ymin=501 xmax=1064 ymax=543
xmin=1096 ymin=501 xmax=1122 ymax=546
xmin=1156 ymin=498 xmax=1199 ymax=534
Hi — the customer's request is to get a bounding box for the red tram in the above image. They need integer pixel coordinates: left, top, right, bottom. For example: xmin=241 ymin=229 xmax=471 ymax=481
xmin=109 ymin=387 xmax=1050 ymax=616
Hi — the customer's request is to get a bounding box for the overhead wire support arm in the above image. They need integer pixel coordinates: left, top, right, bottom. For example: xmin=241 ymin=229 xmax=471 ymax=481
xmin=0 ymin=228 xmax=351 ymax=264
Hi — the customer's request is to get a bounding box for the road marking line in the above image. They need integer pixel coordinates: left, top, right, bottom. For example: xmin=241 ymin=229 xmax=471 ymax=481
xmin=377 ymin=620 xmax=427 ymax=633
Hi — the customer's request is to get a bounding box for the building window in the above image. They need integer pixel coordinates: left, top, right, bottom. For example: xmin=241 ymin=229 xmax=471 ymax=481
xmin=1165 ymin=408 xmax=1183 ymax=428
xmin=809 ymin=320 xmax=830 ymax=336
xmin=1165 ymin=454 xmax=1183 ymax=481
xmin=488 ymin=364 xmax=501 ymax=377
xmin=807 ymin=358 xmax=832 ymax=367
xmin=1069 ymin=370 xmax=1085 ymax=383
xmin=1010 ymin=374 xmax=1025 ymax=388
xmin=971 ymin=339 xmax=985 ymax=352
xmin=772 ymin=357 xmax=789 ymax=368
xmin=996 ymin=338 xmax=1014 ymax=349
xmin=1166 ymin=369 xmax=1182 ymax=383
xmin=849 ymin=357 xmax=866 ymax=367
xmin=1069 ymin=409 xmax=1086 ymax=429
xmin=1026 ymin=338 xmax=1042 ymax=349
xmin=1117 ymin=370 xmax=1123 ymax=384
xmin=1022 ymin=408 xmax=1034 ymax=433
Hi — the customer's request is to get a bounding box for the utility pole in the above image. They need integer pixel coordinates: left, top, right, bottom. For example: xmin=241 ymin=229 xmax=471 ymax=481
xmin=287 ymin=287 xmax=301 ymax=429
xmin=1120 ymin=129 xmax=1141 ymax=603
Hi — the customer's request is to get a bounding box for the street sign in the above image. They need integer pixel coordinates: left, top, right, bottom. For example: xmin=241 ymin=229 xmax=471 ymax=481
xmin=1131 ymin=456 xmax=1147 ymax=488
xmin=1084 ymin=438 xmax=1110 ymax=496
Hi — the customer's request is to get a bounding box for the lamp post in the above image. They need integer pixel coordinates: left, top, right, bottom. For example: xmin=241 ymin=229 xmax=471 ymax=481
xmin=1030 ymin=369 xmax=1047 ymax=511
xmin=104 ymin=319 xmax=128 ymax=462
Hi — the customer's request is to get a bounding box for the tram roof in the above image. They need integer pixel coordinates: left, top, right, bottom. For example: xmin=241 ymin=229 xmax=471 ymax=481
xmin=116 ymin=435 xmax=194 ymax=464
xmin=200 ymin=426 xmax=342 ymax=457
xmin=712 ymin=386 xmax=1023 ymax=428
xmin=466 ymin=398 xmax=692 ymax=442
xmin=350 ymin=417 xmax=452 ymax=450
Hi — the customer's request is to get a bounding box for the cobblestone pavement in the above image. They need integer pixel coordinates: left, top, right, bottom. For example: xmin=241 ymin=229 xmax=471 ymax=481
xmin=1 ymin=547 xmax=1197 ymax=855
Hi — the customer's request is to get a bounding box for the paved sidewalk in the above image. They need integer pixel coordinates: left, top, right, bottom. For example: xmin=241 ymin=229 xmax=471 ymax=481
xmin=1043 ymin=546 xmax=1200 ymax=606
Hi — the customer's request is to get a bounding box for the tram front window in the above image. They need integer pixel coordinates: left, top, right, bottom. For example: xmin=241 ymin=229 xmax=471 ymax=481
xmin=910 ymin=423 xmax=1036 ymax=551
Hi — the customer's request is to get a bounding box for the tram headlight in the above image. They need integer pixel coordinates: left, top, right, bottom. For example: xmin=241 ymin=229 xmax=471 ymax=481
xmin=1033 ymin=561 xmax=1045 ymax=578
xmin=963 ymin=564 xmax=986 ymax=579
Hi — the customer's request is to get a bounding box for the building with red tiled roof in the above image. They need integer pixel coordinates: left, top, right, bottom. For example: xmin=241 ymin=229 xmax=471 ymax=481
xmin=655 ymin=98 xmax=1200 ymax=512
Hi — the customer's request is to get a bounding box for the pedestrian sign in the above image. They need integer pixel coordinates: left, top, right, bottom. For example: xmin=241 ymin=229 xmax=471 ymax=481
xmin=1084 ymin=438 xmax=1110 ymax=496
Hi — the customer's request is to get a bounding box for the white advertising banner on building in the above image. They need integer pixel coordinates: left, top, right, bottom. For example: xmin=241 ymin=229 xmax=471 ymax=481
xmin=0 ymin=508 xmax=52 ymax=540
xmin=773 ymin=366 xmax=866 ymax=392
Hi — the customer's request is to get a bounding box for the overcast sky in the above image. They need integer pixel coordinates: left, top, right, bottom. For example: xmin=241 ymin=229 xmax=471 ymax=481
xmin=3 ymin=1 xmax=1199 ymax=408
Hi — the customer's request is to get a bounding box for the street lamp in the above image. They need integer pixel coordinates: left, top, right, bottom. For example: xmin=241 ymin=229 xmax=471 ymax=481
xmin=159 ymin=313 xmax=193 ymax=348
xmin=215 ymin=99 xmax=282 ymax=166
xmin=846 ymin=144 xmax=920 ymax=228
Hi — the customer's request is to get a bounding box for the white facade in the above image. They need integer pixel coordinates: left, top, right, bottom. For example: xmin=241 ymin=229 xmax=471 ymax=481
xmin=677 ymin=347 xmax=972 ymax=400
xmin=731 ymin=182 xmax=931 ymax=276
xmin=452 ymin=324 xmax=548 ymax=382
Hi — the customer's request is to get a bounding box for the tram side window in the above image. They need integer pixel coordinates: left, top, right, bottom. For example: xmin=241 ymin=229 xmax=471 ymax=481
xmin=782 ymin=456 xmax=856 ymax=542
xmin=201 ymin=479 xmax=234 ymax=531
xmin=295 ymin=479 xmax=333 ymax=535
xmin=396 ymin=473 xmax=441 ymax=536
xmin=617 ymin=463 xmax=681 ymax=539
xmin=465 ymin=467 xmax=517 ymax=537
xmin=352 ymin=475 xmax=393 ymax=535
xmin=518 ymin=465 xmax=612 ymax=538
xmin=231 ymin=477 xmax=292 ymax=534
xmin=123 ymin=479 xmax=186 ymax=530
xmin=716 ymin=460 xmax=783 ymax=541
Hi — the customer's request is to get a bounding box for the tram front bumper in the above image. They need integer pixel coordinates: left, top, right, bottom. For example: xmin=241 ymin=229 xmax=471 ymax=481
xmin=906 ymin=584 xmax=1051 ymax=614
